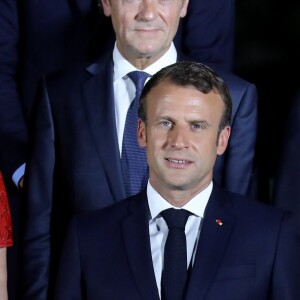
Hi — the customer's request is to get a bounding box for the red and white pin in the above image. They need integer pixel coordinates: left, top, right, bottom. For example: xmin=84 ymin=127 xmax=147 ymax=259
xmin=216 ymin=219 xmax=223 ymax=226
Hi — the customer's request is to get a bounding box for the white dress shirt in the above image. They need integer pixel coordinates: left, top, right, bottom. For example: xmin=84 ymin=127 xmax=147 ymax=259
xmin=147 ymin=181 xmax=212 ymax=298
xmin=112 ymin=43 xmax=177 ymax=154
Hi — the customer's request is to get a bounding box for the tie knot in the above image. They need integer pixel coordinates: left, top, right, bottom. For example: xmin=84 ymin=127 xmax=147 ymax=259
xmin=161 ymin=208 xmax=191 ymax=230
xmin=127 ymin=71 xmax=150 ymax=94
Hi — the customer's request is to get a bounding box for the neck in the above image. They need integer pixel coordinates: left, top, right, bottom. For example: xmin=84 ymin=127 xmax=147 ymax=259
xmin=150 ymin=180 xmax=211 ymax=207
xmin=126 ymin=55 xmax=161 ymax=70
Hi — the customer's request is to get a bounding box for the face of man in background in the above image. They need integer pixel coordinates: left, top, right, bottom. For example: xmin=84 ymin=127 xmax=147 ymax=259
xmin=101 ymin=0 xmax=189 ymax=69
xmin=138 ymin=80 xmax=230 ymax=205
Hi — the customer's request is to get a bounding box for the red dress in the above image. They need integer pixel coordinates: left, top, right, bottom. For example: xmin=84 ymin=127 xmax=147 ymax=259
xmin=0 ymin=172 xmax=13 ymax=248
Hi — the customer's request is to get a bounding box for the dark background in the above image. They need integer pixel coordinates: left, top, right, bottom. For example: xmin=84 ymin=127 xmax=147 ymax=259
xmin=234 ymin=0 xmax=300 ymax=202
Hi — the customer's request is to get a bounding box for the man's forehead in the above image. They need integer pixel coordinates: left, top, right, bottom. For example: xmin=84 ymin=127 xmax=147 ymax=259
xmin=147 ymin=80 xmax=216 ymax=99
xmin=146 ymin=81 xmax=223 ymax=113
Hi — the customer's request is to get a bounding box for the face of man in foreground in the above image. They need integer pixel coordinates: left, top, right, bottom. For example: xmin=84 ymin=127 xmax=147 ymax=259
xmin=138 ymin=80 xmax=230 ymax=206
xmin=101 ymin=0 xmax=189 ymax=69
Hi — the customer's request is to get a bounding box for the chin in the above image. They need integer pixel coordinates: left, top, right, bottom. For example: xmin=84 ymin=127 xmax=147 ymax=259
xmin=166 ymin=181 xmax=190 ymax=191
xmin=135 ymin=41 xmax=165 ymax=55
xmin=135 ymin=47 xmax=159 ymax=58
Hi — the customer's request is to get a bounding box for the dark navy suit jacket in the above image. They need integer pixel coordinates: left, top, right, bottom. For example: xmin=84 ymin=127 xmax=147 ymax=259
xmin=0 ymin=1 xmax=233 ymax=298
xmin=0 ymin=0 xmax=235 ymax=180
xmin=54 ymin=184 xmax=300 ymax=299
xmin=0 ymin=2 xmax=111 ymax=297
xmin=0 ymin=0 xmax=112 ymax=180
xmin=23 ymin=51 xmax=257 ymax=299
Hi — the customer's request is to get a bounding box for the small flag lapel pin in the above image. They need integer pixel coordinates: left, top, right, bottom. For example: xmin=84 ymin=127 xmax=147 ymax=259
xmin=216 ymin=219 xmax=223 ymax=226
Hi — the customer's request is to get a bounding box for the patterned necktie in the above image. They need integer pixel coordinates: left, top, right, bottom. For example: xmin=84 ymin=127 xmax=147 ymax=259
xmin=160 ymin=208 xmax=191 ymax=300
xmin=121 ymin=71 xmax=150 ymax=197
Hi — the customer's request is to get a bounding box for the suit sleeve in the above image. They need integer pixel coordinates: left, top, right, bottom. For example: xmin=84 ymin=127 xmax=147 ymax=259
xmin=22 ymin=78 xmax=55 ymax=299
xmin=271 ymin=212 xmax=300 ymax=299
xmin=181 ymin=0 xmax=235 ymax=70
xmin=54 ymin=217 xmax=83 ymax=300
xmin=224 ymin=82 xmax=258 ymax=196
xmin=0 ymin=0 xmax=28 ymax=179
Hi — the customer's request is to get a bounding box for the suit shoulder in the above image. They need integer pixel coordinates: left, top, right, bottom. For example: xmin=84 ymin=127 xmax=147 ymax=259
xmin=44 ymin=53 xmax=112 ymax=89
xmin=73 ymin=192 xmax=147 ymax=235
xmin=214 ymin=67 xmax=255 ymax=90
xmin=211 ymin=183 xmax=283 ymax=222
xmin=75 ymin=197 xmax=132 ymax=228
xmin=223 ymin=188 xmax=286 ymax=225
xmin=46 ymin=63 xmax=90 ymax=82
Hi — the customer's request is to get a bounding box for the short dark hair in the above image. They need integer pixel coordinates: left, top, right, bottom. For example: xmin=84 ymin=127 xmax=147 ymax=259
xmin=139 ymin=61 xmax=232 ymax=133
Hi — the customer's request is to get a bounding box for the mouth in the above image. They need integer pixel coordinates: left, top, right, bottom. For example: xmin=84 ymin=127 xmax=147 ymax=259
xmin=135 ymin=28 xmax=160 ymax=35
xmin=134 ymin=25 xmax=163 ymax=32
xmin=165 ymin=158 xmax=193 ymax=167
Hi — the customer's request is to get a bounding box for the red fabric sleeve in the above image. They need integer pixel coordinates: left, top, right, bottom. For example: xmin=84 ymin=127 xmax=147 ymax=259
xmin=0 ymin=172 xmax=13 ymax=247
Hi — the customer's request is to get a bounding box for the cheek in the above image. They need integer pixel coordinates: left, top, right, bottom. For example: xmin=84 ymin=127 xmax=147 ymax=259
xmin=162 ymin=15 xmax=175 ymax=31
xmin=152 ymin=130 xmax=169 ymax=147
xmin=112 ymin=12 xmax=130 ymax=32
xmin=164 ymin=8 xmax=183 ymax=26
xmin=192 ymin=136 xmax=218 ymax=153
xmin=147 ymin=132 xmax=167 ymax=153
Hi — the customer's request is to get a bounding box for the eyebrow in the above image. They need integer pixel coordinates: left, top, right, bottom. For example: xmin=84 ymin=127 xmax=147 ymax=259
xmin=189 ymin=120 xmax=212 ymax=127
xmin=156 ymin=116 xmax=212 ymax=127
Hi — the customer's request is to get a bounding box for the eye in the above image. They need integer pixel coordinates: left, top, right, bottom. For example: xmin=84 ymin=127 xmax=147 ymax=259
xmin=191 ymin=122 xmax=207 ymax=130
xmin=159 ymin=120 xmax=173 ymax=128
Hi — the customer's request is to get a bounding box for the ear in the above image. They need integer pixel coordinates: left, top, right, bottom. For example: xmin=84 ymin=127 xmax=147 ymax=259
xmin=101 ymin=0 xmax=112 ymax=17
xmin=180 ymin=0 xmax=189 ymax=18
xmin=216 ymin=126 xmax=231 ymax=155
xmin=137 ymin=119 xmax=147 ymax=148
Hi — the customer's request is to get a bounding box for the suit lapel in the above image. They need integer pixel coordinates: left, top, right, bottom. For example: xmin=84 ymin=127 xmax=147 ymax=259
xmin=81 ymin=59 xmax=126 ymax=201
xmin=122 ymin=192 xmax=160 ymax=300
xmin=185 ymin=184 xmax=235 ymax=300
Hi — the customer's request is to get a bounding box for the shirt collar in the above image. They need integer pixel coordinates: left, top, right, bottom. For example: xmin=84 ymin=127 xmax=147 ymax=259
xmin=147 ymin=181 xmax=213 ymax=220
xmin=113 ymin=42 xmax=177 ymax=82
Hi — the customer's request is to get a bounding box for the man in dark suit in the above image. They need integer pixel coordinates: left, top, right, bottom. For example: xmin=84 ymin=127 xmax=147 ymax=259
xmin=0 ymin=0 xmax=110 ymax=184
xmin=0 ymin=1 xmax=111 ymax=298
xmin=0 ymin=0 xmax=235 ymax=187
xmin=0 ymin=0 xmax=235 ymax=298
xmin=23 ymin=0 xmax=256 ymax=298
xmin=55 ymin=61 xmax=299 ymax=299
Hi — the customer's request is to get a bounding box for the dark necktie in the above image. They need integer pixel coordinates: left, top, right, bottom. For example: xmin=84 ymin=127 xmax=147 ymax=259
xmin=160 ymin=208 xmax=191 ymax=300
xmin=121 ymin=71 xmax=150 ymax=197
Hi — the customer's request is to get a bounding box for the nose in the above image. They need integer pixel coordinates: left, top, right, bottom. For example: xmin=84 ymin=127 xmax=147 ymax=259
xmin=169 ymin=125 xmax=189 ymax=150
xmin=136 ymin=0 xmax=158 ymax=22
